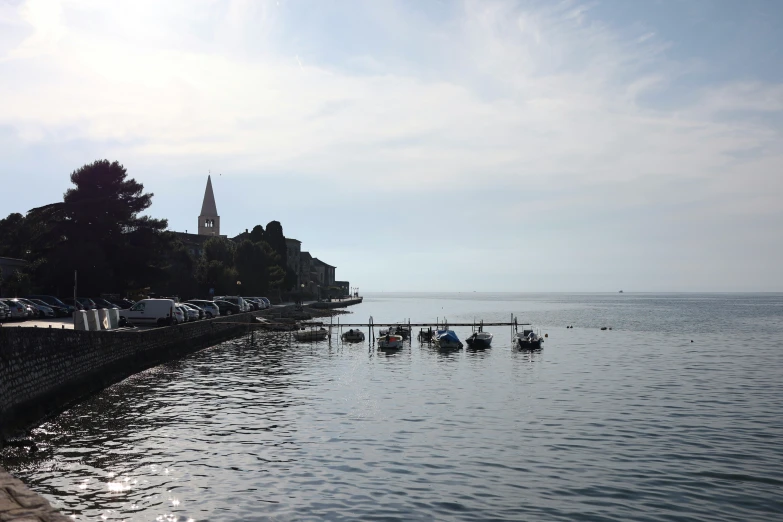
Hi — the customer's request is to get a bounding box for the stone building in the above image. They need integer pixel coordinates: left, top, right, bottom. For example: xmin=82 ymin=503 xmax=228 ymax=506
xmin=198 ymin=175 xmax=221 ymax=237
xmin=169 ymin=176 xmax=344 ymax=299
xmin=312 ymin=258 xmax=336 ymax=287
xmin=174 ymin=176 xmax=226 ymax=256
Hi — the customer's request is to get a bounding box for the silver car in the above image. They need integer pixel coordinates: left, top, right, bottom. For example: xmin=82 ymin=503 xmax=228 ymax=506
xmin=2 ymin=299 xmax=29 ymax=320
xmin=0 ymin=300 xmax=10 ymax=321
xmin=180 ymin=304 xmax=200 ymax=321
xmin=17 ymin=298 xmax=55 ymax=318
xmin=186 ymin=300 xmax=219 ymax=318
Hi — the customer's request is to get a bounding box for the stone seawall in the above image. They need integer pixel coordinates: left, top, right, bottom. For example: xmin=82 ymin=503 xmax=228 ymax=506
xmin=0 ymin=312 xmax=260 ymax=443
xmin=310 ymin=297 xmax=363 ymax=309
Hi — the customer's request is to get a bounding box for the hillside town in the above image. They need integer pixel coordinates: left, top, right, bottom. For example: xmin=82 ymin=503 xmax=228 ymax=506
xmin=0 ymin=161 xmax=352 ymax=304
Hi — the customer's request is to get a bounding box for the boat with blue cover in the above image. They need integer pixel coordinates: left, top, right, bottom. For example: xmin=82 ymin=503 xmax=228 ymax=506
xmin=433 ymin=329 xmax=463 ymax=349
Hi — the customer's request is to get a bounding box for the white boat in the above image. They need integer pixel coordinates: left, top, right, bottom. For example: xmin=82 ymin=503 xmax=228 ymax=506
xmin=465 ymin=331 xmax=493 ymax=348
xmin=515 ymin=326 xmax=543 ymax=349
xmin=294 ymin=327 xmax=328 ymax=341
xmin=377 ymin=334 xmax=403 ymax=349
xmin=341 ymin=329 xmax=365 ymax=342
xmin=433 ymin=329 xmax=463 ymax=349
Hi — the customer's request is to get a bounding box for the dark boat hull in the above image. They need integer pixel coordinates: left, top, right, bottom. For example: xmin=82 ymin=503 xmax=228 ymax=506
xmin=516 ymin=338 xmax=543 ymax=349
xmin=465 ymin=338 xmax=492 ymax=348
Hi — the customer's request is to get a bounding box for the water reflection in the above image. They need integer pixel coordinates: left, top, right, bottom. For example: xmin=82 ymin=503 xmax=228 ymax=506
xmin=5 ymin=293 xmax=783 ymax=522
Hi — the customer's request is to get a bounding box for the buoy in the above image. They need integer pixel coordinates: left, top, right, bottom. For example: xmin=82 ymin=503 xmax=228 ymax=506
xmin=691 ymin=340 xmax=693 ymax=343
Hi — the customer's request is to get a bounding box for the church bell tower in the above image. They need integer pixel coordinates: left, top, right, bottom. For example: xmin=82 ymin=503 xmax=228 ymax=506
xmin=198 ymin=175 xmax=220 ymax=236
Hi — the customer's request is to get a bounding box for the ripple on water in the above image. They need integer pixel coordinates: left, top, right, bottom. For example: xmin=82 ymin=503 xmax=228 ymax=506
xmin=4 ymin=294 xmax=783 ymax=521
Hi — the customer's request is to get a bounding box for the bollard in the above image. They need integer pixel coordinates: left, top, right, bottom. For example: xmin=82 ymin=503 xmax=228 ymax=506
xmin=107 ymin=309 xmax=119 ymax=330
xmin=73 ymin=311 xmax=88 ymax=331
xmin=98 ymin=309 xmax=110 ymax=330
xmin=85 ymin=310 xmax=100 ymax=331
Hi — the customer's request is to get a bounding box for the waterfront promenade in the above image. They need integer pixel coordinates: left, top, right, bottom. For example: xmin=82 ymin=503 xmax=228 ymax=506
xmin=0 ymin=297 xmax=364 ymax=520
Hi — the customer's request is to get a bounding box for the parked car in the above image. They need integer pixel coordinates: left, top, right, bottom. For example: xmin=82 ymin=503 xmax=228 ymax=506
xmin=28 ymin=298 xmax=70 ymax=317
xmin=179 ymin=304 xmax=199 ymax=321
xmin=243 ymin=298 xmax=261 ymax=311
xmin=62 ymin=298 xmax=86 ymax=311
xmin=17 ymin=298 xmax=55 ymax=318
xmin=120 ymin=298 xmax=177 ymax=327
xmin=28 ymin=295 xmax=75 ymax=315
xmin=91 ymin=297 xmax=120 ymax=309
xmin=174 ymin=304 xmax=189 ymax=323
xmin=1 ymin=299 xmax=29 ymax=321
xmin=259 ymin=297 xmax=271 ymax=308
xmin=8 ymin=298 xmax=35 ymax=318
xmin=0 ymin=301 xmax=10 ymax=321
xmin=186 ymin=300 xmax=219 ymax=318
xmin=181 ymin=303 xmax=204 ymax=320
xmin=76 ymin=297 xmax=97 ymax=310
xmin=213 ymin=299 xmax=241 ymax=316
xmin=215 ymin=296 xmax=248 ymax=312
xmin=107 ymin=297 xmax=135 ymax=309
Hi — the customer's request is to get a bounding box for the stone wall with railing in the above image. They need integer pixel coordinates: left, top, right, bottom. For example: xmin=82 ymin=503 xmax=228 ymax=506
xmin=0 ymin=312 xmax=260 ymax=443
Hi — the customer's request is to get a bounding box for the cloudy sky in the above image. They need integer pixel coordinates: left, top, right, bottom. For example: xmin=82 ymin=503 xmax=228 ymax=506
xmin=1 ymin=0 xmax=781 ymax=292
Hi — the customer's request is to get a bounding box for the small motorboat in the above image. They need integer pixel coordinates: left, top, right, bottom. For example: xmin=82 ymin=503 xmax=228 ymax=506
xmin=294 ymin=327 xmax=328 ymax=342
xmin=418 ymin=327 xmax=434 ymax=343
xmin=515 ymin=327 xmax=543 ymax=349
xmin=391 ymin=325 xmax=411 ymax=340
xmin=378 ymin=334 xmax=403 ymax=349
xmin=434 ymin=329 xmax=463 ymax=349
xmin=465 ymin=330 xmax=493 ymax=348
xmin=341 ymin=329 xmax=365 ymax=342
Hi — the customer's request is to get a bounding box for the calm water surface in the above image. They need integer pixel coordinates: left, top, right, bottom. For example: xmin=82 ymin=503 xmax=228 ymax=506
xmin=3 ymin=293 xmax=783 ymax=521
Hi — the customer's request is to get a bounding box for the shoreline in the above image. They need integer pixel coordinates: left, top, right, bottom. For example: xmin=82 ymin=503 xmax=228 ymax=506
xmin=0 ymin=298 xmax=363 ymax=521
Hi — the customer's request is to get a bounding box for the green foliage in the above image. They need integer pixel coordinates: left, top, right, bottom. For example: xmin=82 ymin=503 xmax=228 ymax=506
xmin=249 ymin=225 xmax=265 ymax=243
xmin=23 ymin=159 xmax=171 ymax=295
xmin=234 ymin=240 xmax=269 ymax=295
xmin=0 ymin=212 xmax=35 ymax=259
xmin=265 ymin=221 xmax=287 ymax=264
xmin=203 ymin=237 xmax=236 ymax=265
xmin=0 ymin=162 xmax=301 ymax=300
xmin=159 ymin=240 xmax=199 ymax=298
xmin=1 ymin=268 xmax=32 ymax=297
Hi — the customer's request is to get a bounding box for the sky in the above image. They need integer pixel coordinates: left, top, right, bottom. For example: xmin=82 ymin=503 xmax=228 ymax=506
xmin=1 ymin=0 xmax=782 ymax=292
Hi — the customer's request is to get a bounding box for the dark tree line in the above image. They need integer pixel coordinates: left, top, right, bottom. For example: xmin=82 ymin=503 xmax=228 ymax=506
xmin=0 ymin=160 xmax=291 ymax=300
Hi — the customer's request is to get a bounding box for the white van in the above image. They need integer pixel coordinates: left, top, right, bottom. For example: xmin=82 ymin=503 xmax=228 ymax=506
xmin=120 ymin=298 xmax=178 ymax=327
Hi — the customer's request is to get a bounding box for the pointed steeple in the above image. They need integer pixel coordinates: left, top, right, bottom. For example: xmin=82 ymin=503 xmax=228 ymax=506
xmin=200 ymin=175 xmax=218 ymax=216
xmin=198 ymin=175 xmax=220 ymax=236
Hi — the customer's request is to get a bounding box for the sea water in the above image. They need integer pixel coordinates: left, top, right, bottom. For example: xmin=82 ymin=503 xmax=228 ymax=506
xmin=3 ymin=293 xmax=783 ymax=521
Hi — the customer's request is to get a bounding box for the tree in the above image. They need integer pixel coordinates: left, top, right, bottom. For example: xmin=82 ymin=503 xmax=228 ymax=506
xmin=203 ymin=237 xmax=235 ymax=265
xmin=0 ymin=212 xmax=35 ymax=259
xmin=160 ymin=240 xmax=198 ymax=298
xmin=264 ymin=221 xmax=289 ymax=299
xmin=265 ymin=221 xmax=287 ymax=266
xmin=27 ymin=160 xmax=171 ymax=295
xmin=234 ymin=240 xmax=269 ymax=295
xmin=249 ymin=225 xmax=265 ymax=243
xmin=198 ymin=237 xmax=238 ymax=295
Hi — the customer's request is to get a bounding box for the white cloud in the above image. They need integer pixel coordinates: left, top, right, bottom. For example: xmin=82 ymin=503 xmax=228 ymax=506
xmin=0 ymin=0 xmax=781 ymax=291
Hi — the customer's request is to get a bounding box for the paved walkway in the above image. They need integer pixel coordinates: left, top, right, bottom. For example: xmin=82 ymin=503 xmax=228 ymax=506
xmin=0 ymin=467 xmax=70 ymax=521
xmin=0 ymin=317 xmax=73 ymax=330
